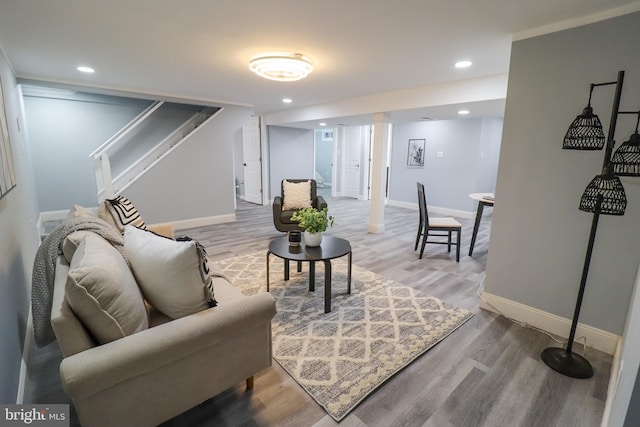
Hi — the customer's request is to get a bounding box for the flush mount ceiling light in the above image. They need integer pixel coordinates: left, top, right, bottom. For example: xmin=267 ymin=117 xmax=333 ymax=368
xmin=77 ymin=66 xmax=95 ymax=73
xmin=282 ymin=98 xmax=292 ymax=103
xmin=458 ymin=110 xmax=470 ymax=115
xmin=455 ymin=60 xmax=472 ymax=68
xmin=249 ymin=53 xmax=313 ymax=82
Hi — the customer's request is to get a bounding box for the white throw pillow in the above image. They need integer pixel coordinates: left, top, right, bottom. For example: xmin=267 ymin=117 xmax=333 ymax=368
xmin=124 ymin=226 xmax=210 ymax=319
xmin=283 ymin=180 xmax=312 ymax=211
xmin=65 ymin=233 xmax=148 ymax=344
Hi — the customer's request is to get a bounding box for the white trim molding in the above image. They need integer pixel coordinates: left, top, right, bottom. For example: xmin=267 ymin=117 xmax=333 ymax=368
xmin=172 ymin=213 xmax=236 ymax=231
xmin=480 ymin=292 xmax=620 ymax=355
xmin=386 ymin=199 xmax=475 ymax=219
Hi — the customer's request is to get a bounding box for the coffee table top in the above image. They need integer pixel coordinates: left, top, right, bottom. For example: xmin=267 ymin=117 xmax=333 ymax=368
xmin=268 ymin=235 xmax=351 ymax=262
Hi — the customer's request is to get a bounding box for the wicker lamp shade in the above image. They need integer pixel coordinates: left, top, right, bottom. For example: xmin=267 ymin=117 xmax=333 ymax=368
xmin=563 ymin=106 xmax=606 ymax=150
xmin=611 ymin=118 xmax=640 ymax=176
xmin=579 ymin=173 xmax=627 ymax=215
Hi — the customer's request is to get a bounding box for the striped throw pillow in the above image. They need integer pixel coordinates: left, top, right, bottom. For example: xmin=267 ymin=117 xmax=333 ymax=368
xmin=101 ymin=196 xmax=147 ymax=233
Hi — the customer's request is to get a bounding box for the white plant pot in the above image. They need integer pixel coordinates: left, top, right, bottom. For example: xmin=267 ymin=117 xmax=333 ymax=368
xmin=304 ymin=231 xmax=323 ymax=247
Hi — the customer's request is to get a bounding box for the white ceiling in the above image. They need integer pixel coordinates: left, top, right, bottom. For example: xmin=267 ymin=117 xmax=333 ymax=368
xmin=1 ymin=0 xmax=639 ymax=128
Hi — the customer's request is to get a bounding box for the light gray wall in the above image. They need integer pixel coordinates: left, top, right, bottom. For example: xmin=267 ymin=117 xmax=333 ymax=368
xmin=0 ymin=49 xmax=41 ymax=403
xmin=268 ymin=126 xmax=314 ymax=197
xmin=23 ymin=95 xmax=149 ymax=211
xmin=485 ymin=12 xmax=640 ymax=335
xmin=23 ymin=95 xmax=208 ymax=212
xmin=125 ymin=106 xmax=253 ymax=224
xmin=389 ymin=118 xmax=502 ymax=211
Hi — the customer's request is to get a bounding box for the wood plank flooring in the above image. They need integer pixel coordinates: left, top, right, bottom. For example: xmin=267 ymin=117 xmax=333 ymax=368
xmin=23 ymin=194 xmax=612 ymax=426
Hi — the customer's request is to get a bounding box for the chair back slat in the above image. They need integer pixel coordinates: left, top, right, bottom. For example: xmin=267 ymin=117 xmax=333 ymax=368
xmin=417 ymin=182 xmax=430 ymax=226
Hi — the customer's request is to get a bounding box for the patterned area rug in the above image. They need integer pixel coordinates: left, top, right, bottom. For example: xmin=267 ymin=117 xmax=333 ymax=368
xmin=214 ymin=250 xmax=473 ymax=422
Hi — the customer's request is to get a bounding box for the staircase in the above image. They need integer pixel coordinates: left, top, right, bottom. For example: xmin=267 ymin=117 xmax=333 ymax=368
xmin=90 ymin=101 xmax=220 ymax=200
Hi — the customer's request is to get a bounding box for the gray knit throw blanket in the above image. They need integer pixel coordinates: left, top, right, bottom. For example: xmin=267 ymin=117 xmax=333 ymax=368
xmin=31 ymin=216 xmax=127 ymax=348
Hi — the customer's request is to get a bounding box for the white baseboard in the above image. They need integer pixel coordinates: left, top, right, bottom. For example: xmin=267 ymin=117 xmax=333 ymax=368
xmin=386 ymin=199 xmax=475 ymax=219
xmin=480 ymin=292 xmax=620 ymax=355
xmin=172 ymin=213 xmax=236 ymax=231
xmin=16 ymin=307 xmax=33 ymax=404
xmin=602 ymin=338 xmax=624 ymax=427
xmin=38 ymin=209 xmax=237 ymax=233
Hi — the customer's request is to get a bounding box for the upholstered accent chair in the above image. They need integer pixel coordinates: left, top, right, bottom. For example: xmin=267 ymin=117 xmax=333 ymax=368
xmin=273 ymin=179 xmax=327 ymax=232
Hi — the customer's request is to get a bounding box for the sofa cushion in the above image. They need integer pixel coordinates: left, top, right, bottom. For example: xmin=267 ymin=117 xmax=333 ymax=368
xmin=282 ymin=180 xmax=312 ymax=211
xmin=62 ymin=230 xmax=97 ymax=263
xmin=99 ymin=196 xmax=147 ymax=233
xmin=124 ymin=226 xmax=213 ymax=319
xmin=65 ymin=233 xmax=148 ymax=345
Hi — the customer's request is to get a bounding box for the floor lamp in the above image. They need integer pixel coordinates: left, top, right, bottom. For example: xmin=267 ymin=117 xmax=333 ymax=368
xmin=541 ymin=70 xmax=640 ymax=379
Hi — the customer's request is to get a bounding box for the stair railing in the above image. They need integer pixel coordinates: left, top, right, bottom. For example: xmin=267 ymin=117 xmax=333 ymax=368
xmin=90 ymin=101 xmax=164 ymax=200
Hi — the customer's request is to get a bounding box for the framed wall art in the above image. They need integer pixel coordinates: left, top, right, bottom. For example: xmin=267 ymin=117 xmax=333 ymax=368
xmin=0 ymin=74 xmax=16 ymax=199
xmin=407 ymin=139 xmax=425 ymax=168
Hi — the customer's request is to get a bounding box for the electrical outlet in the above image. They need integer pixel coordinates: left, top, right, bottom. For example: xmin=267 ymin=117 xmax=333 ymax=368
xmin=436 ymin=151 xmax=444 ymax=158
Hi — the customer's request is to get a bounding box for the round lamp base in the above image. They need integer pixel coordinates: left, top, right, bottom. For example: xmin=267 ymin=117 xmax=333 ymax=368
xmin=541 ymin=347 xmax=593 ymax=379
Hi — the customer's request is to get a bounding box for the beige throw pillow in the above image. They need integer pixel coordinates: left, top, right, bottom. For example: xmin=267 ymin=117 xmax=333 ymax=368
xmin=283 ymin=180 xmax=312 ymax=211
xmin=65 ymin=233 xmax=148 ymax=345
xmin=124 ymin=226 xmax=210 ymax=319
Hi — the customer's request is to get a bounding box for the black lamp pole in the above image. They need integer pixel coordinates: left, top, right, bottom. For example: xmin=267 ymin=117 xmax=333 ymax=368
xmin=541 ymin=195 xmax=601 ymax=378
xmin=541 ymin=71 xmax=626 ymax=379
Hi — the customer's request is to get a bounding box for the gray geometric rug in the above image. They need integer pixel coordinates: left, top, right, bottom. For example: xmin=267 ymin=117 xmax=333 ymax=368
xmin=214 ymin=250 xmax=473 ymax=422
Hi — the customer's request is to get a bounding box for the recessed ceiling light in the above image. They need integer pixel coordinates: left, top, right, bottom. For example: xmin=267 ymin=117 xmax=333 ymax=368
xmin=319 ymin=122 xmax=327 ymax=126
xmin=282 ymin=98 xmax=292 ymax=103
xmin=77 ymin=66 xmax=95 ymax=73
xmin=455 ymin=61 xmax=472 ymax=69
xmin=458 ymin=110 xmax=470 ymax=115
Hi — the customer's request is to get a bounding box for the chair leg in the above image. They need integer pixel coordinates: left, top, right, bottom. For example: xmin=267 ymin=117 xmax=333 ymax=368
xmin=419 ymin=230 xmax=428 ymax=259
xmin=415 ymin=222 xmax=423 ymax=251
xmin=455 ymin=229 xmax=460 ymax=262
xmin=246 ymin=376 xmax=254 ymax=390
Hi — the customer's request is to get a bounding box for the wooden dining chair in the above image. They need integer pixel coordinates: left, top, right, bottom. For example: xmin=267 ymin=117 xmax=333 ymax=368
xmin=415 ymin=182 xmax=462 ymax=262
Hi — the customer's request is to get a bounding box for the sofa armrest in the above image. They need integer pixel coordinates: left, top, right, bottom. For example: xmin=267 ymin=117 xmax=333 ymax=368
xmin=146 ymin=223 xmax=174 ymax=239
xmin=60 ymin=292 xmax=276 ymax=398
xmin=315 ymin=195 xmax=327 ymax=210
xmin=273 ymin=196 xmax=283 ymax=213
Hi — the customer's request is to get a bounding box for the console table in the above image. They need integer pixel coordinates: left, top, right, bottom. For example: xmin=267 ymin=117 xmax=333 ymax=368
xmin=468 ymin=193 xmax=494 ymax=256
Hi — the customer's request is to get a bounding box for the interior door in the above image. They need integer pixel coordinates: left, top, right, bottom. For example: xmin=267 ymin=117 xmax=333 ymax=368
xmin=242 ymin=116 xmax=262 ymax=205
xmin=344 ymin=127 xmax=364 ymax=198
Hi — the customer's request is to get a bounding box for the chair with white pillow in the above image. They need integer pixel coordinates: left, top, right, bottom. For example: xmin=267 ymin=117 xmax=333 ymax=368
xmin=272 ymin=179 xmax=327 ymax=232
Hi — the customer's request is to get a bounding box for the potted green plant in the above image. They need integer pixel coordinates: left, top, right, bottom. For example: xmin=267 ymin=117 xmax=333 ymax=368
xmin=291 ymin=207 xmax=335 ymax=247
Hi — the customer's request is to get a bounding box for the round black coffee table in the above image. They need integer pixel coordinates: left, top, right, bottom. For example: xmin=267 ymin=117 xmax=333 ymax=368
xmin=266 ymin=236 xmax=352 ymax=313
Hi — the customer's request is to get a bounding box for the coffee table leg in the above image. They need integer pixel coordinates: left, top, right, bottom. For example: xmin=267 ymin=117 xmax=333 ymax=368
xmin=324 ymin=260 xmax=331 ymax=313
xmin=309 ymin=261 xmax=315 ymax=291
xmin=266 ymin=251 xmax=271 ymax=291
xmin=284 ymin=259 xmax=290 ymax=281
xmin=347 ymin=251 xmax=352 ymax=294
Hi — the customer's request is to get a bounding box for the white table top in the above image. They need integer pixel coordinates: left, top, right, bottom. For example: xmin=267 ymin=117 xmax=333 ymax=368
xmin=469 ymin=192 xmax=495 ymax=204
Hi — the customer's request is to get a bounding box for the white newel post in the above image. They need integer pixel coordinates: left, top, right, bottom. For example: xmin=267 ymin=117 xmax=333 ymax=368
xmin=99 ymin=153 xmax=114 ymax=201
